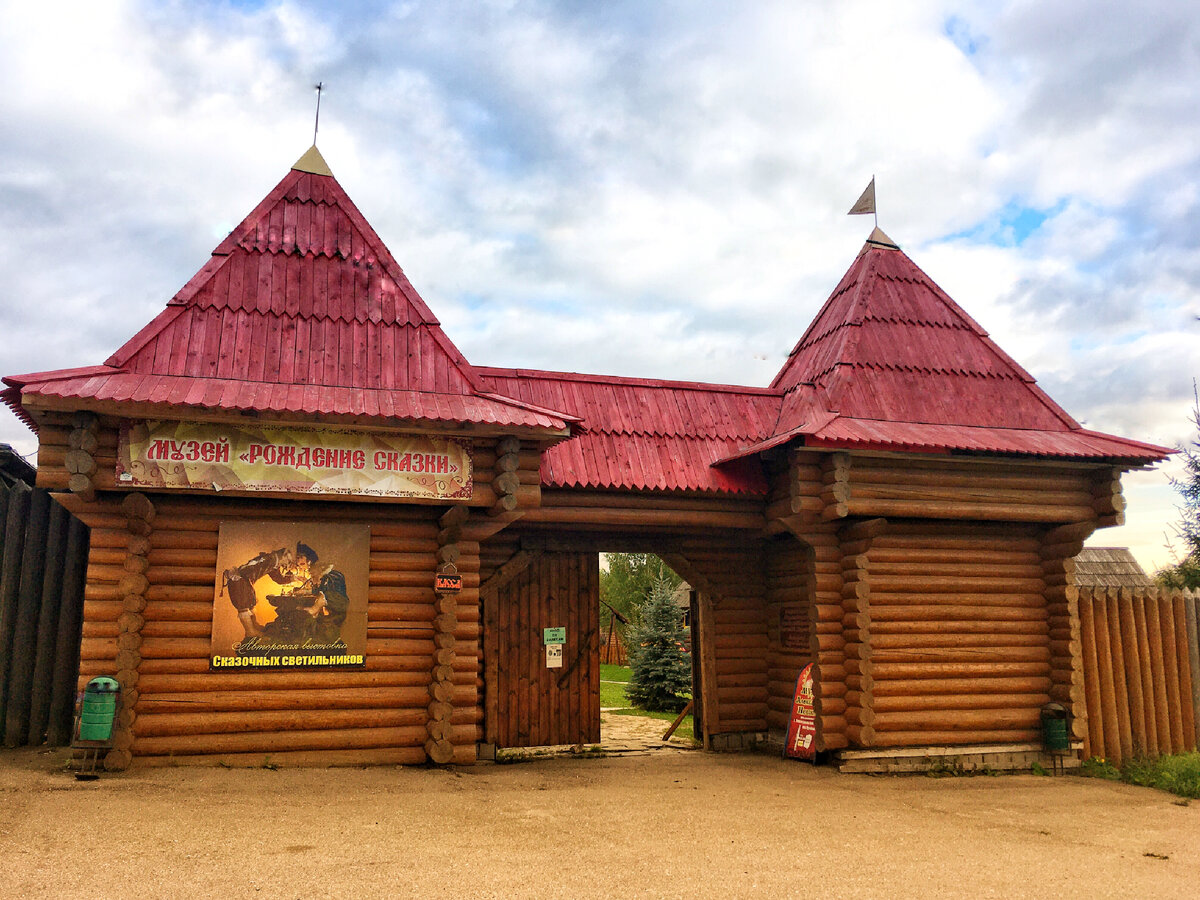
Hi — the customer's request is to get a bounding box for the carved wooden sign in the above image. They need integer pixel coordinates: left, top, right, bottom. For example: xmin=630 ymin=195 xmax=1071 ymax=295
xmin=434 ymin=572 xmax=463 ymax=594
xmin=779 ymin=604 xmax=808 ymax=651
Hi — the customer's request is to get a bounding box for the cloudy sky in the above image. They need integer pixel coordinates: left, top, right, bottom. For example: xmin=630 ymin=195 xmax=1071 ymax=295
xmin=2 ymin=0 xmax=1198 ymax=569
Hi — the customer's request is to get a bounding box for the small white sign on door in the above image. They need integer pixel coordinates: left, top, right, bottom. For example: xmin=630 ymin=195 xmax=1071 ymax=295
xmin=546 ymin=643 xmax=563 ymax=668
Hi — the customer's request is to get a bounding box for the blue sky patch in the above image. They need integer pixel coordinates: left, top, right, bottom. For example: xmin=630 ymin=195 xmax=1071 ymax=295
xmin=944 ymin=199 xmax=1067 ymax=247
xmin=943 ymin=15 xmax=983 ymax=57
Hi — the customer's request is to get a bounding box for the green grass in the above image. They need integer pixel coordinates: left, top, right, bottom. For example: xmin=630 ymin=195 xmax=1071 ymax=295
xmin=601 ymin=663 xmax=632 ymax=683
xmin=599 ymin=679 xmax=629 ymax=709
xmin=1081 ymin=752 xmax=1200 ymax=799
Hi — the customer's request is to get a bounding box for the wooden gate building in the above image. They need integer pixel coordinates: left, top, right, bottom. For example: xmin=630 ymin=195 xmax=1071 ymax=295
xmin=2 ymin=147 xmax=1170 ymax=769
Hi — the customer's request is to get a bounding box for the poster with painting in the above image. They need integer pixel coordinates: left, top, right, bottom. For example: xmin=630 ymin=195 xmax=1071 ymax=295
xmin=210 ymin=520 xmax=370 ymax=670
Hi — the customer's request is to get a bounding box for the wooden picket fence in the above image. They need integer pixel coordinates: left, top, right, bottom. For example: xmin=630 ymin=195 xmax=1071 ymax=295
xmin=1078 ymin=586 xmax=1200 ymax=765
xmin=0 ymin=480 xmax=90 ymax=748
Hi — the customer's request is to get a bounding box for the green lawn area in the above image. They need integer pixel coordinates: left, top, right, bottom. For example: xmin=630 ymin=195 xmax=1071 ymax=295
xmin=600 ymin=663 xmax=631 ymax=683
xmin=599 ymin=679 xmax=629 ymax=709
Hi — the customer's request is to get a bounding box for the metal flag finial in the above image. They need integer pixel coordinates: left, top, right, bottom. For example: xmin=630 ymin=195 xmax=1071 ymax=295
xmin=848 ymin=176 xmax=877 ymax=228
xmin=313 ymin=82 xmax=324 ymax=146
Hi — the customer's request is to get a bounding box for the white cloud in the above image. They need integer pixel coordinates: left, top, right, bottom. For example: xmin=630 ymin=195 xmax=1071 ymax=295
xmin=2 ymin=0 xmax=1199 ymax=570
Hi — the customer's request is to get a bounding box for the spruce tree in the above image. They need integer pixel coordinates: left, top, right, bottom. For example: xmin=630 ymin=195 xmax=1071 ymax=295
xmin=1158 ymin=385 xmax=1200 ymax=590
xmin=626 ymin=576 xmax=692 ymax=712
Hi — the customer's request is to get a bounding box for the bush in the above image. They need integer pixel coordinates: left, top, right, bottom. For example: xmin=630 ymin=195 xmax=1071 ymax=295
xmin=626 ymin=576 xmax=691 ymax=712
xmin=1081 ymin=752 xmax=1200 ymax=799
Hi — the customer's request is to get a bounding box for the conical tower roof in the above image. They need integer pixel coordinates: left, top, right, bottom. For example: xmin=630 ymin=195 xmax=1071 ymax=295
xmin=773 ymin=230 xmax=1077 ymax=431
xmin=742 ymin=230 xmax=1170 ymax=460
xmin=4 ymin=148 xmax=576 ymax=436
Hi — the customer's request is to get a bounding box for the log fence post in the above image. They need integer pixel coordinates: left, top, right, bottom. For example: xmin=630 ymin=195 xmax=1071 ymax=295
xmin=1186 ymin=590 xmax=1200 ymax=750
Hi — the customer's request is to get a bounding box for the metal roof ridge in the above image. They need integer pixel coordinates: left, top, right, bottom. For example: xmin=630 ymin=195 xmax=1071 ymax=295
xmin=474 ymin=390 xmax=583 ymax=425
xmin=473 ymin=365 xmax=783 ymax=395
xmin=3 ymin=363 xmax=121 ymax=388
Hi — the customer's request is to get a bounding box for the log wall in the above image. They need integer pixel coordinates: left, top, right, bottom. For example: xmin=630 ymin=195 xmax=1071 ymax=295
xmin=59 ymin=491 xmax=482 ymax=767
xmin=828 ymin=454 xmax=1113 ymax=524
xmin=764 ymin=535 xmax=814 ymax=735
xmin=663 ymin=538 xmax=769 ymax=738
xmin=1078 ymin=586 xmax=1200 ymax=766
xmin=854 ymin=522 xmax=1049 ymax=749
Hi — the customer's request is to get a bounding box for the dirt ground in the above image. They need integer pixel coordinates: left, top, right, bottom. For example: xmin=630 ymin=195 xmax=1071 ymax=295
xmin=2 ymin=723 xmax=1198 ymax=900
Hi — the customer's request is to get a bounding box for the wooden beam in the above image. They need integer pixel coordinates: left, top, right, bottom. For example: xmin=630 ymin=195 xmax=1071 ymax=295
xmin=479 ymin=550 xmax=537 ymax=600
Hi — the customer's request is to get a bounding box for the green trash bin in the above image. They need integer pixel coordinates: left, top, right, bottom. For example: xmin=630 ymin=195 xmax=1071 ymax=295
xmin=1041 ymin=702 xmax=1071 ymax=753
xmin=78 ymin=676 xmax=121 ymax=742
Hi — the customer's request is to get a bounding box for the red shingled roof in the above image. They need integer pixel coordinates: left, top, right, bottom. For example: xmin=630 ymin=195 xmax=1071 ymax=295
xmin=2 ymin=158 xmax=1170 ymax=497
xmin=475 ymin=368 xmax=777 ymax=493
xmin=3 ymin=148 xmax=576 ymax=436
xmin=756 ymin=230 xmax=1170 ymax=465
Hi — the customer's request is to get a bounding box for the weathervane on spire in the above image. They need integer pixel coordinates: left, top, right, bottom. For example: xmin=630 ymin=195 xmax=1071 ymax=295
xmin=313 ymin=82 xmax=324 ymax=146
xmin=848 ymin=176 xmax=877 ymax=228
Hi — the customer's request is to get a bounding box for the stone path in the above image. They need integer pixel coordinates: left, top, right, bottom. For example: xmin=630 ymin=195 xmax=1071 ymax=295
xmin=495 ymin=710 xmax=698 ymax=761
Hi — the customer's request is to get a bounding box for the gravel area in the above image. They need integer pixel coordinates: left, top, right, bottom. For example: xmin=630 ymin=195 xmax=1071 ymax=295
xmin=1 ymin=737 xmax=1197 ymax=899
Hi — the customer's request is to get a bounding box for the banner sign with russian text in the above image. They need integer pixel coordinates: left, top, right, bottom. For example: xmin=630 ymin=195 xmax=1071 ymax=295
xmin=784 ymin=663 xmax=817 ymax=760
xmin=211 ymin=520 xmax=370 ymax=669
xmin=117 ymin=421 xmax=472 ymax=499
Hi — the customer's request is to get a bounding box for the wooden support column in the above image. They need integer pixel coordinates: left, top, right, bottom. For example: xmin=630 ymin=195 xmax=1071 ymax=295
xmin=426 ymin=504 xmax=466 ymax=765
xmin=1041 ymin=522 xmax=1093 ymax=744
xmin=696 ymin=590 xmax=720 ymax=749
xmin=1091 ymin=466 xmax=1126 ymax=528
xmin=66 ymin=412 xmax=100 ymax=504
xmin=107 ymin=491 xmax=154 ymax=771
xmin=489 ymin=437 xmax=521 ymax=517
xmin=820 ymin=453 xmax=851 ymax=520
xmin=838 ymin=518 xmax=885 ymax=749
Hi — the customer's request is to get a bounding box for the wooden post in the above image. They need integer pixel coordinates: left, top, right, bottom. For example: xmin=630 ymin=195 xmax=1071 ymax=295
xmin=0 ymin=483 xmax=32 ymax=732
xmin=1143 ymin=588 xmax=1172 ymax=754
xmin=26 ymin=500 xmax=70 ymax=744
xmin=1158 ymin=592 xmax=1185 ymax=753
xmin=1173 ymin=593 xmax=1196 ymax=751
xmin=1077 ymin=590 xmax=1105 ymax=759
xmin=1116 ymin=587 xmax=1148 ymax=757
xmin=1131 ymin=590 xmax=1160 ymax=757
xmin=1103 ymin=587 xmax=1134 ymax=763
xmin=46 ymin=517 xmax=90 ymax=746
xmin=697 ymin=590 xmax=720 ymax=749
xmin=4 ymin=489 xmax=52 ymax=747
xmin=1186 ymin=591 xmax=1200 ymax=750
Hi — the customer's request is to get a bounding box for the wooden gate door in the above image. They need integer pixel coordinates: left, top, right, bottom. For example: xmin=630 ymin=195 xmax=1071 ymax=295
xmin=485 ymin=551 xmax=600 ymax=748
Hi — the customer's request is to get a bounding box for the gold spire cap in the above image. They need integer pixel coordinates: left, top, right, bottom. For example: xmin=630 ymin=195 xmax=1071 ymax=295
xmin=291 ymin=145 xmax=333 ymax=176
xmin=864 ymin=226 xmax=899 ymax=250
